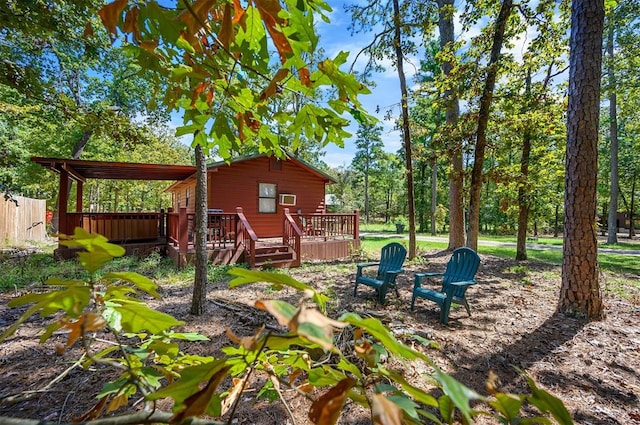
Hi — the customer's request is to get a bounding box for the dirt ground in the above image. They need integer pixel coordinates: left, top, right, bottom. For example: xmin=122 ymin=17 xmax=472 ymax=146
xmin=0 ymin=248 xmax=639 ymax=424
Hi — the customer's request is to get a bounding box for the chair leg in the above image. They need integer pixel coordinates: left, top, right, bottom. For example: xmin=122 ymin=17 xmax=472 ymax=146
xmin=410 ymin=296 xmax=416 ymax=311
xmin=353 ymin=282 xmax=358 ymax=297
xmin=463 ymin=299 xmax=471 ymax=316
xmin=441 ymin=301 xmax=452 ymax=325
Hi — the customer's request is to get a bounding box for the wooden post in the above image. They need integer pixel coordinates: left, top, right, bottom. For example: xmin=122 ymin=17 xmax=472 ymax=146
xmin=179 ymin=207 xmax=188 ymax=254
xmin=159 ymin=208 xmax=165 ymax=237
xmin=76 ymin=180 xmax=83 ymax=213
xmin=59 ymin=169 xmax=69 ymax=236
xmin=353 ymin=209 xmax=360 ymax=248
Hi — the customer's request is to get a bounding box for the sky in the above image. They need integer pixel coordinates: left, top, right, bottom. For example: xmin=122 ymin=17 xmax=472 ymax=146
xmin=315 ymin=1 xmax=406 ymax=168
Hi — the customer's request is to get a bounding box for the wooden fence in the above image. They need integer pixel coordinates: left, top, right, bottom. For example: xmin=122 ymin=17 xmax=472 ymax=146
xmin=0 ymin=195 xmax=47 ymax=246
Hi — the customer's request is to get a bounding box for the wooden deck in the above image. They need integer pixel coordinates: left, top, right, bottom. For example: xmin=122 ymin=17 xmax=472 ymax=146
xmin=56 ymin=209 xmax=360 ymax=268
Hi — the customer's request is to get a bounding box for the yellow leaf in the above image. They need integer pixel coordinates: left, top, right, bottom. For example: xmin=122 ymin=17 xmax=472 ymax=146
xmin=308 ymin=378 xmax=355 ymax=425
xmin=372 ymin=394 xmax=403 ymax=425
xmin=225 ymin=325 xmax=264 ymax=350
xmin=106 ymin=393 xmax=129 ymax=413
xmin=98 ymin=0 xmax=128 ymax=38
xmin=220 ymin=376 xmax=249 ymax=416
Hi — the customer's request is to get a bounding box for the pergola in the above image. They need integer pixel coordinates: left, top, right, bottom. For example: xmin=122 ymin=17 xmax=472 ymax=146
xmin=31 ymin=157 xmax=197 ymax=235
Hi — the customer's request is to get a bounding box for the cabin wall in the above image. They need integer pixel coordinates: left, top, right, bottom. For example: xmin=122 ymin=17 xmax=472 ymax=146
xmin=207 ymin=157 xmax=326 ymax=237
xmin=171 ymin=179 xmax=197 ymax=213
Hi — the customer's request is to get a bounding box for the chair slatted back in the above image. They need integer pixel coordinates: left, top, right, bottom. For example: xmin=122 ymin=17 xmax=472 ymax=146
xmin=376 ymin=242 xmax=407 ymax=280
xmin=442 ymin=247 xmax=480 ymax=297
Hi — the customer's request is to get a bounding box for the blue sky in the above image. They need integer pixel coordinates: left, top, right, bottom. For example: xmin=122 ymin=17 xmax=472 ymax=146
xmin=316 ymin=1 xmax=405 ymax=168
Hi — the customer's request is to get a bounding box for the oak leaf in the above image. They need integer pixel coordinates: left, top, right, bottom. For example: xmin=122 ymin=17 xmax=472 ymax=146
xmin=99 ymin=0 xmax=128 ymax=38
xmin=308 ymin=378 xmax=355 ymax=424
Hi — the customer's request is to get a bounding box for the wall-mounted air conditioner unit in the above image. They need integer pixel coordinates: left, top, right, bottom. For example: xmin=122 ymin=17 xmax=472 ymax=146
xmin=279 ymin=194 xmax=296 ymax=206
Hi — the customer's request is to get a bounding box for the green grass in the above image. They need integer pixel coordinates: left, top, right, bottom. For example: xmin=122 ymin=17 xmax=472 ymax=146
xmin=359 ymin=237 xmax=640 ymax=275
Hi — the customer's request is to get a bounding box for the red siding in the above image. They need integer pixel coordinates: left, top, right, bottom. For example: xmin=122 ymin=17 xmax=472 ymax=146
xmin=202 ymin=157 xmax=327 ymax=237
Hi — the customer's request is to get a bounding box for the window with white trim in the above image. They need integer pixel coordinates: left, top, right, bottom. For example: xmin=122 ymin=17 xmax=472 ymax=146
xmin=258 ymin=183 xmax=277 ymax=213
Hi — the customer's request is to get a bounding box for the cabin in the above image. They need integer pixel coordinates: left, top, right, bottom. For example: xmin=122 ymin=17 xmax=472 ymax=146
xmin=32 ymin=155 xmax=360 ymax=268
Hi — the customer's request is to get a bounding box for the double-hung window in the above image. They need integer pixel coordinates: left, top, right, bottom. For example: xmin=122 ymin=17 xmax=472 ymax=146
xmin=258 ymin=183 xmax=277 ymax=213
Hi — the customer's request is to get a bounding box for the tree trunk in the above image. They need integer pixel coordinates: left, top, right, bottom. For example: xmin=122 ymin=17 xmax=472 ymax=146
xmin=190 ymin=144 xmax=208 ymax=316
xmin=393 ymin=0 xmax=416 ymax=259
xmin=467 ymin=0 xmax=513 ymax=251
xmin=437 ymin=0 xmax=464 ymax=249
xmin=516 ymin=70 xmax=533 ymax=261
xmin=606 ymin=22 xmax=619 ymax=244
xmin=630 ymin=173 xmax=636 ymax=238
xmin=431 ymin=158 xmax=437 ymax=235
xmin=559 ymin=0 xmax=604 ymax=319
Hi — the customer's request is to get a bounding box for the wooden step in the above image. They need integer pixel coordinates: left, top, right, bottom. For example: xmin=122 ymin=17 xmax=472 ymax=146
xmin=253 ymin=244 xmax=295 ymax=268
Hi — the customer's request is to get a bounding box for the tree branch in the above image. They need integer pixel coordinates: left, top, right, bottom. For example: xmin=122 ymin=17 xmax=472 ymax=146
xmin=0 ymin=410 xmax=224 ymax=425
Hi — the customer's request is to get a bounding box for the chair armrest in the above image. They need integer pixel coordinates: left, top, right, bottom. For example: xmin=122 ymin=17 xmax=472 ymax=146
xmin=447 ymin=280 xmax=477 ymax=287
xmin=414 ymin=272 xmax=444 ymax=288
xmin=356 ymin=262 xmax=379 ymax=277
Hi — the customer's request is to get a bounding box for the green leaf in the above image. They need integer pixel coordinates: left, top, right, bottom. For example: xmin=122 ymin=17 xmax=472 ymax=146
xmin=229 ymin=268 xmax=327 ymax=310
xmin=176 ymin=35 xmax=195 ymax=53
xmin=107 ymin=300 xmax=184 ymax=333
xmin=432 ymin=367 xmax=483 ymax=424
xmin=524 ymin=375 xmax=573 ymax=424
xmin=339 ymin=312 xmax=430 ymax=362
xmin=147 ymin=359 xmax=227 ymax=403
xmin=103 ymin=271 xmax=160 ymax=298
xmin=378 ymin=367 xmax=438 ymax=408
xmin=488 ymin=393 xmax=525 ymax=421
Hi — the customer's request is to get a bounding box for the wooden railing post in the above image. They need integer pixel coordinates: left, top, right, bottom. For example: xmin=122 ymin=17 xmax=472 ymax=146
xmin=179 ymin=207 xmax=188 ymax=254
xmin=353 ymin=209 xmax=360 ymax=248
xmin=159 ymin=209 xmax=166 ymax=237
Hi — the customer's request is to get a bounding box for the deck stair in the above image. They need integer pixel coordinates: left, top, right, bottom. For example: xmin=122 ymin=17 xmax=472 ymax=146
xmin=253 ymin=243 xmax=295 ymax=268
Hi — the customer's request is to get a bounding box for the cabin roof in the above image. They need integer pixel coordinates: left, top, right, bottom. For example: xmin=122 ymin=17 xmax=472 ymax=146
xmin=31 ymin=157 xmax=196 ymax=181
xmin=207 ymin=154 xmax=336 ymax=184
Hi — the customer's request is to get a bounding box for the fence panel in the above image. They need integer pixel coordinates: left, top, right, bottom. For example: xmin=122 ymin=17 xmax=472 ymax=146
xmin=0 ymin=195 xmax=47 ymax=245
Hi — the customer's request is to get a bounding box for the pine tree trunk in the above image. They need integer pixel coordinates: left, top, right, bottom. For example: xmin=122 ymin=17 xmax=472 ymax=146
xmin=437 ymin=0 xmax=465 ymax=249
xmin=606 ymin=22 xmax=619 ymax=244
xmin=516 ymin=70 xmax=532 ymax=261
xmin=559 ymin=0 xmax=604 ymax=319
xmin=190 ymin=144 xmax=208 ymax=316
xmin=467 ymin=0 xmax=513 ymax=251
xmin=431 ymin=159 xmax=438 ymax=235
xmin=393 ymin=0 xmax=416 ymax=259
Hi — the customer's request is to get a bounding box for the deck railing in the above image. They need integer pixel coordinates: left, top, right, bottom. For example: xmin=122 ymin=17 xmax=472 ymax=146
xmin=167 ymin=208 xmax=238 ymax=253
xmin=283 ymin=209 xmax=302 ymax=267
xmin=66 ymin=212 xmax=164 ymax=242
xmin=235 ymin=207 xmax=258 ymax=268
xmin=292 ymin=211 xmax=359 ymax=242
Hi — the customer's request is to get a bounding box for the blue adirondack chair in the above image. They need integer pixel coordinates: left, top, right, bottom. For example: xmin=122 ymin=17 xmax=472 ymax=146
xmin=354 ymin=242 xmax=407 ymax=303
xmin=411 ymin=247 xmax=480 ymax=324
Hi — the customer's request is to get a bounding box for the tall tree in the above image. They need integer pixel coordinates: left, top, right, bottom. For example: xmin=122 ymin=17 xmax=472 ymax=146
xmin=605 ymin=14 xmax=619 ymax=244
xmin=466 ymin=0 xmax=514 ymax=251
xmin=191 ymin=143 xmax=208 ymax=315
xmin=352 ymin=122 xmax=385 ymax=223
xmin=392 ymin=0 xmax=417 ymax=258
xmin=558 ymin=0 xmax=604 ymax=319
xmin=437 ymin=0 xmax=465 ymax=249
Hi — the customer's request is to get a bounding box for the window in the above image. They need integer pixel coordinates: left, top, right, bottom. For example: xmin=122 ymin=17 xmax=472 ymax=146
xmin=259 ymin=183 xmax=277 ymax=213
xmin=177 ymin=193 xmax=181 ymax=208
xmin=185 ymin=187 xmax=190 ymax=207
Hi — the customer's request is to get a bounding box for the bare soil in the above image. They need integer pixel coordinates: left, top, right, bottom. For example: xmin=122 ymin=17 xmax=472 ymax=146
xmin=1 ymin=249 xmax=639 ymax=424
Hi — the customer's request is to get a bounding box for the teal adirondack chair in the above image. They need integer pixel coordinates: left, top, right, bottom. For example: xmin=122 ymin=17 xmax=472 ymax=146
xmin=354 ymin=242 xmax=407 ymax=304
xmin=411 ymin=247 xmax=481 ymax=324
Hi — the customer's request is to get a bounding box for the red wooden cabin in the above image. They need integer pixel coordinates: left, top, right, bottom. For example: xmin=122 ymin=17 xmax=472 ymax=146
xmin=32 ymin=155 xmax=359 ymax=268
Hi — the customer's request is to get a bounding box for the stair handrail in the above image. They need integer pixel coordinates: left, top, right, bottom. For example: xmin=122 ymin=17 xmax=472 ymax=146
xmin=235 ymin=207 xmax=258 ymax=268
xmin=283 ymin=208 xmax=302 ymax=267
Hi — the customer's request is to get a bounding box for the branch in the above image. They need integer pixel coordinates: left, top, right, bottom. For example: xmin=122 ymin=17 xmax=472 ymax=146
xmin=0 ymin=411 xmax=224 ymax=425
